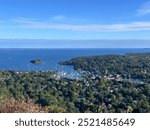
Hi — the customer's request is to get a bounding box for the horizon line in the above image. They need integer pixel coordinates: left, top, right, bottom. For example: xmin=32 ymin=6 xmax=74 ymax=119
xmin=0 ymin=48 xmax=149 ymax=49
xmin=0 ymin=39 xmax=150 ymax=41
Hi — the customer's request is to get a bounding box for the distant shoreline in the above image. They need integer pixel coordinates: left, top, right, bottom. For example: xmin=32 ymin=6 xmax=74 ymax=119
xmin=0 ymin=48 xmax=150 ymax=49
xmin=0 ymin=39 xmax=150 ymax=48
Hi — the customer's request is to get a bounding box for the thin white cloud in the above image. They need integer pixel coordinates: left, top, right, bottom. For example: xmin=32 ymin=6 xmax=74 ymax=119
xmin=51 ymin=15 xmax=66 ymax=21
xmin=137 ymin=1 xmax=150 ymax=15
xmin=50 ymin=15 xmax=87 ymax=23
xmin=13 ymin=18 xmax=150 ymax=32
xmin=13 ymin=18 xmax=37 ymax=24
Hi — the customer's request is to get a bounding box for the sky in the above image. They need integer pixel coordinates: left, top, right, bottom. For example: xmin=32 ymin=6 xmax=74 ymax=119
xmin=0 ymin=0 xmax=150 ymax=48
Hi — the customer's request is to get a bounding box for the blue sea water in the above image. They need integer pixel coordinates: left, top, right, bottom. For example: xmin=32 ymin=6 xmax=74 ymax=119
xmin=0 ymin=48 xmax=149 ymax=76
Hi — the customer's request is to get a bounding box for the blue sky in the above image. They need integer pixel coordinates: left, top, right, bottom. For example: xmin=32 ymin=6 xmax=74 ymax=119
xmin=0 ymin=0 xmax=150 ymax=48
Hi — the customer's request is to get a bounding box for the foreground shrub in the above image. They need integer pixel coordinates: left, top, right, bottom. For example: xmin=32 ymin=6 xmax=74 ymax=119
xmin=0 ymin=98 xmax=44 ymax=113
xmin=44 ymin=105 xmax=66 ymax=113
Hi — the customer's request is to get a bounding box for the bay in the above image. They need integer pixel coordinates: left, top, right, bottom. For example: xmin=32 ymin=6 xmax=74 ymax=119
xmin=0 ymin=48 xmax=149 ymax=78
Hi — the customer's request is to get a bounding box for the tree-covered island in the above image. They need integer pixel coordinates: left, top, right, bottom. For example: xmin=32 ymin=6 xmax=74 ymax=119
xmin=31 ymin=59 xmax=42 ymax=64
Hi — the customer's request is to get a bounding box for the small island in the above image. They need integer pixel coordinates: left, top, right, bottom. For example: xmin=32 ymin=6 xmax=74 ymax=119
xmin=30 ymin=59 xmax=42 ymax=64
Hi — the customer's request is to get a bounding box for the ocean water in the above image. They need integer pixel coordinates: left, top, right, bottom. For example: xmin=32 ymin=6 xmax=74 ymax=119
xmin=0 ymin=48 xmax=149 ymax=77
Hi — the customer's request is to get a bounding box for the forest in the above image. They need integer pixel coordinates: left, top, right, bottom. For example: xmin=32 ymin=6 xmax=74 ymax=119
xmin=0 ymin=53 xmax=150 ymax=113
